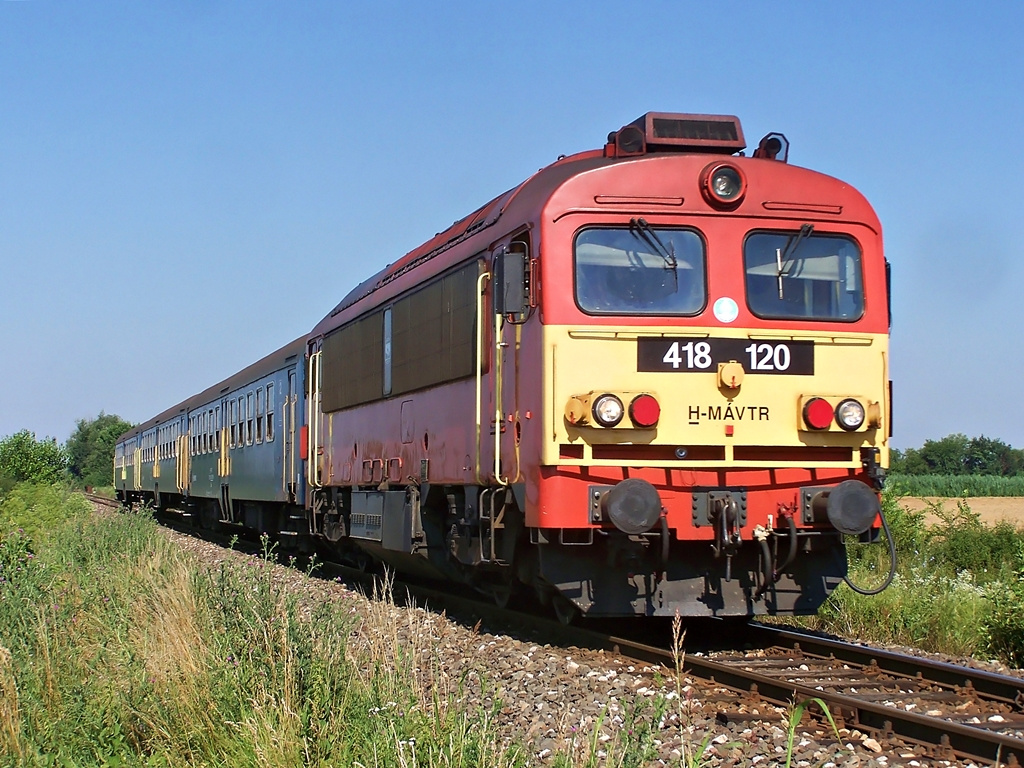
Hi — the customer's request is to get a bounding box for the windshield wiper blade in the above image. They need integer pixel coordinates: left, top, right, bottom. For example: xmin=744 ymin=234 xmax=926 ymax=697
xmin=630 ymin=217 xmax=678 ymax=271
xmin=776 ymin=223 xmax=814 ymax=298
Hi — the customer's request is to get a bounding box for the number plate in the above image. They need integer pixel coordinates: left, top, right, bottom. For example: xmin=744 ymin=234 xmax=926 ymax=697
xmin=637 ymin=337 xmax=814 ymax=375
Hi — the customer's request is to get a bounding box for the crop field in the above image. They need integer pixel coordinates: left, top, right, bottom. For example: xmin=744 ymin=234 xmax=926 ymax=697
xmin=898 ymin=496 xmax=1024 ymax=527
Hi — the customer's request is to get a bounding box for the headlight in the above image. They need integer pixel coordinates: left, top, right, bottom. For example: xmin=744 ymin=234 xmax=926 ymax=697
xmin=701 ymin=162 xmax=746 ymax=207
xmin=711 ymin=168 xmax=742 ymax=199
xmin=835 ymin=399 xmax=866 ymax=431
xmin=592 ymin=394 xmax=625 ymax=427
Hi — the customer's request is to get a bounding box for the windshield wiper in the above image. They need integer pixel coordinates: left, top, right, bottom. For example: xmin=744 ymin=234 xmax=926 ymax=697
xmin=776 ymin=223 xmax=814 ymax=298
xmin=629 ymin=216 xmax=678 ymax=291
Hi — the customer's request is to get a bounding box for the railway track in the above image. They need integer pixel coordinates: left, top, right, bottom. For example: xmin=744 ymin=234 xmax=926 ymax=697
xmin=83 ymin=492 xmax=120 ymax=509
xmin=398 ymin=588 xmax=1024 ymax=765
xmin=92 ymin=494 xmax=1024 ymax=765
xmin=703 ymin=625 xmax=1024 ymax=765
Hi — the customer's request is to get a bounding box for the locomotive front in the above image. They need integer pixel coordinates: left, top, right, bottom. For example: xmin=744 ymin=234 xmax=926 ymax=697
xmin=516 ymin=114 xmax=891 ymax=618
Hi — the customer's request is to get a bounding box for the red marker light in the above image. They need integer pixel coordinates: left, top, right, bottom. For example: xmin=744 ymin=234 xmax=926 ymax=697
xmin=629 ymin=394 xmax=661 ymax=427
xmin=803 ymin=397 xmax=833 ymax=430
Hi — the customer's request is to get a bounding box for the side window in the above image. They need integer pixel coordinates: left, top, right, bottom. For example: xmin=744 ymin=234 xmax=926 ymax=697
xmin=230 ymin=399 xmax=236 ymax=448
xmin=383 ymin=307 xmax=393 ymax=397
xmin=256 ymin=386 xmax=264 ymax=443
xmin=238 ymin=396 xmax=245 ymax=447
xmin=266 ymin=382 xmax=275 ymax=442
xmin=247 ymin=392 xmax=254 ymax=445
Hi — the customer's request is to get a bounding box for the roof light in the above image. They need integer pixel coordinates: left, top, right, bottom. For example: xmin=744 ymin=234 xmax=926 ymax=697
xmin=753 ymin=132 xmax=789 ymax=162
xmin=700 ymin=162 xmax=746 ymax=208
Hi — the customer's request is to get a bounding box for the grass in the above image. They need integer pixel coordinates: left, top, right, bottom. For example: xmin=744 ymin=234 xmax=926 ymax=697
xmin=5 ymin=481 xmax=1020 ymax=766
xmin=0 ymin=487 xmax=724 ymax=767
xmin=0 ymin=494 xmax=529 ymax=766
xmin=805 ymin=488 xmax=1024 ymax=665
xmin=887 ymin=473 xmax=1024 ymax=497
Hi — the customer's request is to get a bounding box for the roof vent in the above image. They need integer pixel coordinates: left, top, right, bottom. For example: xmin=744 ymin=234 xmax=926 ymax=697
xmin=607 ymin=112 xmax=746 ymax=157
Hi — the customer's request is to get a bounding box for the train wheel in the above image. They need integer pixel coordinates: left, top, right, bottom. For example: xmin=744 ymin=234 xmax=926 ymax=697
xmin=492 ymin=584 xmax=515 ymax=609
xmin=552 ymin=595 xmax=579 ymax=625
xmin=353 ymin=551 xmax=373 ymax=573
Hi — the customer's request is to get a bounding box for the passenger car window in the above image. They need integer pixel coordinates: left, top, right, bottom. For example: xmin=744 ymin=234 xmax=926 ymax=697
xmin=744 ymin=231 xmax=864 ymax=321
xmin=266 ymin=383 xmax=275 ymax=442
xmin=574 ymin=225 xmax=705 ymax=315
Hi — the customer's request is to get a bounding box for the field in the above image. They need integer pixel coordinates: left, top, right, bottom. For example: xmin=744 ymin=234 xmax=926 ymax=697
xmin=899 ymin=496 xmax=1024 ymax=527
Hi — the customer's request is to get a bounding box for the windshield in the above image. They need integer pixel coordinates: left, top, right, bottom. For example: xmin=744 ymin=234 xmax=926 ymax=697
xmin=744 ymin=231 xmax=864 ymax=321
xmin=574 ymin=224 xmax=705 ymax=315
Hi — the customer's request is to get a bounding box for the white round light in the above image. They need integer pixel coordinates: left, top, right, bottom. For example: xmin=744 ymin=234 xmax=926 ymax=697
xmin=592 ymin=394 xmax=625 ymax=427
xmin=835 ymin=399 xmax=865 ymax=431
xmin=713 ymin=297 xmax=739 ymax=323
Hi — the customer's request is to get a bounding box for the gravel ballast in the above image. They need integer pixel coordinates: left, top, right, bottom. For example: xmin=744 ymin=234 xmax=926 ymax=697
xmin=160 ymin=523 xmax=996 ymax=768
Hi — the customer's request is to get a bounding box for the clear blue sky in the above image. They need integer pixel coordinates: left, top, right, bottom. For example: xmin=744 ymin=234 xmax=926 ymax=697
xmin=2 ymin=1 xmax=1022 ymax=451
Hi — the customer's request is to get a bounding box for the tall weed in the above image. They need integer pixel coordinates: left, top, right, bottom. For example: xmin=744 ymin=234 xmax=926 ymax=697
xmin=816 ymin=491 xmax=1024 ymax=664
xmin=0 ymin=497 xmax=527 ymax=767
xmin=0 ymin=482 xmax=91 ymax=543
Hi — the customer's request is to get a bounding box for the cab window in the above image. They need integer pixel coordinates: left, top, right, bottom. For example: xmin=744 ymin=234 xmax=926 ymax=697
xmin=574 ymin=225 xmax=705 ymax=315
xmin=744 ymin=230 xmax=864 ymax=321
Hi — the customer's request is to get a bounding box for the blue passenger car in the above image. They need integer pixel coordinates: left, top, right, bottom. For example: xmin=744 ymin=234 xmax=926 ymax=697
xmin=116 ymin=337 xmax=307 ymax=537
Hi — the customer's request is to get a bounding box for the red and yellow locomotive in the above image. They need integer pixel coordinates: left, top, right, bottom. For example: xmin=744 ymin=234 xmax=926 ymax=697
xmin=303 ymin=112 xmax=891 ymax=619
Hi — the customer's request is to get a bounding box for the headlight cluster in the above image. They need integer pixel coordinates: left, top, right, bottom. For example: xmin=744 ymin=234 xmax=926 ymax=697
xmin=802 ymin=396 xmax=868 ymax=431
xmin=567 ymin=392 xmax=661 ymax=429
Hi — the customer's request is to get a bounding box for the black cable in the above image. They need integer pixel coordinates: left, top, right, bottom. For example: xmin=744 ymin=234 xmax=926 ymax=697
xmin=843 ymin=505 xmax=898 ymax=596
xmin=755 ymin=536 xmax=773 ymax=598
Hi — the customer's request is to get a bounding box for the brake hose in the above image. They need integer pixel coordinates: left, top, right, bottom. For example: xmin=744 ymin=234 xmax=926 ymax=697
xmin=843 ymin=505 xmax=897 ymax=596
xmin=754 ymin=515 xmax=798 ymax=600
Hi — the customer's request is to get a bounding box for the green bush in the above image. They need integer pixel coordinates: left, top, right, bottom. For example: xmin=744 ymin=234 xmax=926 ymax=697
xmin=983 ymin=575 xmax=1024 ymax=666
xmin=815 ymin=493 xmax=1024 ymax=665
xmin=0 ymin=431 xmax=67 ymax=487
xmin=0 ymin=483 xmax=92 ymax=543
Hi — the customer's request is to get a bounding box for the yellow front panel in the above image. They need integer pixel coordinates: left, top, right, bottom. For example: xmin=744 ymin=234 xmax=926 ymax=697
xmin=542 ymin=324 xmax=889 ymax=469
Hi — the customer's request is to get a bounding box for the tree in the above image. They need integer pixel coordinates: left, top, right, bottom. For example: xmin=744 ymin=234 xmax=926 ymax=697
xmin=66 ymin=412 xmax=134 ymax=489
xmin=915 ymin=433 xmax=971 ymax=475
xmin=0 ymin=430 xmax=68 ymax=487
xmin=965 ymin=435 xmax=1024 ymax=476
xmin=892 ymin=433 xmax=1024 ymax=476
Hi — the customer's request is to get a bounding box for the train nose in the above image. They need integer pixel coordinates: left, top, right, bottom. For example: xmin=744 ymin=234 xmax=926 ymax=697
xmin=823 ymin=480 xmax=881 ymax=535
xmin=601 ymin=478 xmax=663 ymax=534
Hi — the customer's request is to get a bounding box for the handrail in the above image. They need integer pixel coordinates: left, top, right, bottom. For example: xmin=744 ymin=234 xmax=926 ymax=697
xmin=474 ymin=272 xmax=491 ymax=484
xmin=306 ymin=350 xmax=322 ymax=489
xmin=281 ymin=386 xmax=289 ymax=493
xmin=493 ymin=309 xmax=508 ymax=486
